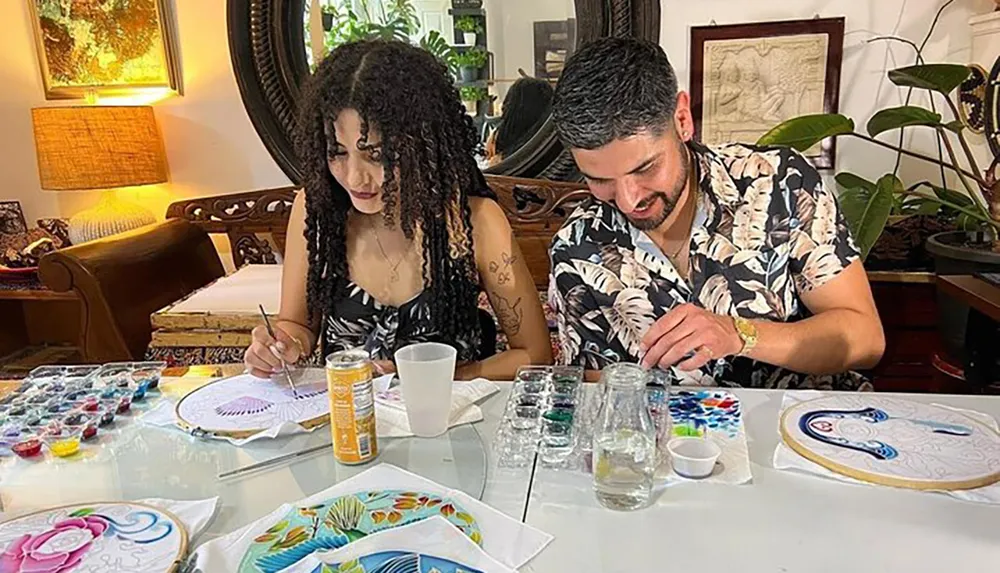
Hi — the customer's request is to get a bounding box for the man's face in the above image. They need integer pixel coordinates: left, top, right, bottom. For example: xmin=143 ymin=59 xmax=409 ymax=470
xmin=572 ymin=127 xmax=690 ymax=231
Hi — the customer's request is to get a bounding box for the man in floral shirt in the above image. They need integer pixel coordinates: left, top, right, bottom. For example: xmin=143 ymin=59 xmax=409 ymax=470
xmin=548 ymin=38 xmax=885 ymax=390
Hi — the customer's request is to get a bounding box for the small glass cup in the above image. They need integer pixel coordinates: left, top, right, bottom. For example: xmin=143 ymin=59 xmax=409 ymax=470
xmin=515 ymin=366 xmax=550 ymax=394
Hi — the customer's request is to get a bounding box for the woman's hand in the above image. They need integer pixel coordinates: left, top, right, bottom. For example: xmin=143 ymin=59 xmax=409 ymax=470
xmin=245 ymin=324 xmax=304 ymax=379
xmin=372 ymin=360 xmax=396 ymax=377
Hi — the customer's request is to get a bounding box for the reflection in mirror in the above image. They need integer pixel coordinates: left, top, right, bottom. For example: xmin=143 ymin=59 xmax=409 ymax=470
xmin=302 ymin=0 xmax=575 ymax=169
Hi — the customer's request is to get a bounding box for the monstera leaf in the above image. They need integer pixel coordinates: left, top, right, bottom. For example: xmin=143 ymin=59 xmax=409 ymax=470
xmin=756 ymin=114 xmax=855 ymax=151
xmin=887 ymin=64 xmax=971 ymax=94
xmin=866 ymin=106 xmax=942 ymax=137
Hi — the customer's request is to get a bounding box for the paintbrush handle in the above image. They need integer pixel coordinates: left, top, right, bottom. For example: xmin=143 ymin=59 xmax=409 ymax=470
xmin=259 ymin=305 xmax=299 ymax=395
xmin=218 ymin=442 xmax=331 ymax=480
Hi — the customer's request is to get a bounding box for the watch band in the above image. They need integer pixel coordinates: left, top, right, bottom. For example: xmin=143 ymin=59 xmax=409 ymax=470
xmin=734 ymin=317 xmax=758 ymax=356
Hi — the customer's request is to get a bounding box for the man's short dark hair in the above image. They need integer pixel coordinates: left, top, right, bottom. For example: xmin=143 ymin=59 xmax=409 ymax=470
xmin=552 ymin=37 xmax=679 ymax=150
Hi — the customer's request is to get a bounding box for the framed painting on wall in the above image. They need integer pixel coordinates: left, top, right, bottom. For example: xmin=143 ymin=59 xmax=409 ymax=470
xmin=690 ymin=17 xmax=845 ymax=169
xmin=27 ymin=0 xmax=182 ymax=100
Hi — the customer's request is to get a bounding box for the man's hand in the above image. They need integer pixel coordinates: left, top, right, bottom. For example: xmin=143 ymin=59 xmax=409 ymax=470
xmin=639 ymin=304 xmax=744 ymax=371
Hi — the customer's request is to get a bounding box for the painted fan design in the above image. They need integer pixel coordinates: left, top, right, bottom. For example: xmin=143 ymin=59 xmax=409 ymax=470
xmin=215 ymin=396 xmax=274 ymax=417
xmin=238 ymin=491 xmax=482 ymax=573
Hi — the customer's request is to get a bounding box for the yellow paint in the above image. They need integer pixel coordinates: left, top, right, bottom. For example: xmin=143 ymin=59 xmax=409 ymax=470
xmin=49 ymin=436 xmax=81 ymax=457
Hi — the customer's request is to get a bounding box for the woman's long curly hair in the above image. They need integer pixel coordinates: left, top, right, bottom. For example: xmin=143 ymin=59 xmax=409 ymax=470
xmin=295 ymin=39 xmax=492 ymax=354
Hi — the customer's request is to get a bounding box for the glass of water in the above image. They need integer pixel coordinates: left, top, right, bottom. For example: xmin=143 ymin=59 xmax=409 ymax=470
xmin=592 ymin=363 xmax=657 ymax=511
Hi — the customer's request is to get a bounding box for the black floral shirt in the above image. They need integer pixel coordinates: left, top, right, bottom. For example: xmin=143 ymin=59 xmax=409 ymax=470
xmin=324 ymin=282 xmax=478 ymax=363
xmin=548 ymin=142 xmax=870 ymax=390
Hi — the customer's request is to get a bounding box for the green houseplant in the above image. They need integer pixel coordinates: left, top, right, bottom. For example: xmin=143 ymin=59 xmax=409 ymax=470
xmin=455 ymin=47 xmax=488 ymax=82
xmin=758 ymin=63 xmax=1000 ymax=261
xmin=460 ymin=86 xmax=487 ymax=114
xmin=455 ymin=16 xmax=482 ymax=45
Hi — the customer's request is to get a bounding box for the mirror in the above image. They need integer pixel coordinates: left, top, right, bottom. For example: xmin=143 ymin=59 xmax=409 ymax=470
xmin=228 ymin=0 xmax=659 ymax=183
xmin=300 ymin=0 xmax=574 ymax=171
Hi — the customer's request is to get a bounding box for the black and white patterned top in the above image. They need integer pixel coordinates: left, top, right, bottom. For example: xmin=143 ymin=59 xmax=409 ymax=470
xmin=548 ymin=142 xmax=869 ymax=390
xmin=323 ymin=282 xmax=478 ymax=363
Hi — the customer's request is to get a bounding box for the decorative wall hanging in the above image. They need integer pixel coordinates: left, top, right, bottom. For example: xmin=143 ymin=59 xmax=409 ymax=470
xmin=959 ymin=63 xmax=988 ymax=133
xmin=174 ymin=373 xmax=329 ymax=439
xmin=27 ymin=0 xmax=182 ymax=100
xmin=780 ymin=395 xmax=1000 ymax=491
xmin=690 ymin=17 xmax=845 ymax=169
xmin=0 ymin=501 xmax=187 ymax=572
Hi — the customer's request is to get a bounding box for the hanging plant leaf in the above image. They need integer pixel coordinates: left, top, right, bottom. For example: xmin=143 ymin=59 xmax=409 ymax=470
xmin=835 ymin=172 xmax=876 ymax=195
xmin=943 ymin=120 xmax=966 ymax=133
xmin=866 ymin=106 xmax=942 ymax=137
xmin=756 ymin=114 xmax=854 ymax=152
xmin=888 ymin=64 xmax=971 ymax=94
xmin=854 ymin=174 xmax=899 ymax=260
xmin=837 ymin=188 xmax=869 ymax=238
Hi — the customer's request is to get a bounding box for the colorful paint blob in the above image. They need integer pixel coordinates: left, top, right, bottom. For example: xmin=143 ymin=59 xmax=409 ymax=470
xmin=12 ymin=438 xmax=42 ymax=458
xmin=49 ymin=435 xmax=81 ymax=457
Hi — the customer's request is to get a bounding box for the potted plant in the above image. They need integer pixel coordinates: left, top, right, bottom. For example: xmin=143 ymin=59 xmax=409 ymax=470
xmin=758 ymin=62 xmax=1000 ymax=360
xmin=460 ymin=86 xmax=487 ymax=114
xmin=455 ymin=16 xmax=482 ymax=45
xmin=455 ymin=47 xmax=487 ymax=82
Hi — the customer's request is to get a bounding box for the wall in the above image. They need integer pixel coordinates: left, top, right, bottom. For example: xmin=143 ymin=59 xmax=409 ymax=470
xmin=661 ymin=0 xmax=996 ymax=190
xmin=0 ymin=0 xmax=291 ymax=264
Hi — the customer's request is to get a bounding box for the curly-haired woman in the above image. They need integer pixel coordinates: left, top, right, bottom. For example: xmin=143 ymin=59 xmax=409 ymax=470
xmin=244 ymin=40 xmax=552 ymax=380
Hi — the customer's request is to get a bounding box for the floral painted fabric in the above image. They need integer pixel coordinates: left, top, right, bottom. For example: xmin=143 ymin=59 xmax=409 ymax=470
xmin=549 ymin=142 xmax=869 ymax=390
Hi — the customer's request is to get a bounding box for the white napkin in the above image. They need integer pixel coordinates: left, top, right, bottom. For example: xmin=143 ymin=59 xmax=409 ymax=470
xmin=773 ymin=390 xmax=1000 ymax=504
xmin=137 ymin=397 xmax=324 ymax=446
xmin=189 ymin=463 xmax=552 ymax=571
xmin=375 ymin=378 xmax=499 ymax=438
xmin=284 ymin=517 xmax=517 ymax=573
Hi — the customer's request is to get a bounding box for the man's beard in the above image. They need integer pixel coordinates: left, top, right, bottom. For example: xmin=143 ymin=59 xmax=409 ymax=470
xmin=625 ymin=144 xmax=690 ymax=232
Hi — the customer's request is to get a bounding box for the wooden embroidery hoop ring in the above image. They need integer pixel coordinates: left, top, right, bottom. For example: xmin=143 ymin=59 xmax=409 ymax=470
xmin=0 ymin=501 xmax=189 ymax=572
xmin=174 ymin=377 xmax=330 ymax=440
xmin=779 ymin=397 xmax=1000 ymax=491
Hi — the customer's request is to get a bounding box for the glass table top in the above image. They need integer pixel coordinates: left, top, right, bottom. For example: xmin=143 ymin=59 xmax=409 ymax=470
xmin=0 ymin=377 xmax=489 ymax=540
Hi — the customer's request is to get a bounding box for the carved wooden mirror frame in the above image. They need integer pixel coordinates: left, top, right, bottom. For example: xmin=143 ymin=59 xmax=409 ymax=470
xmin=227 ymin=0 xmax=660 ymax=183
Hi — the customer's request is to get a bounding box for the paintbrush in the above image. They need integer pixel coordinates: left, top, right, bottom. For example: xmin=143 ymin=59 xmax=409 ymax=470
xmin=218 ymin=441 xmax=331 ymax=480
xmin=259 ymin=304 xmax=299 ymax=398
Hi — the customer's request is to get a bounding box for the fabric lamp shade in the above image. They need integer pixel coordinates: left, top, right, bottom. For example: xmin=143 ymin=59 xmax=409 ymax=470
xmin=32 ymin=106 xmax=168 ymax=191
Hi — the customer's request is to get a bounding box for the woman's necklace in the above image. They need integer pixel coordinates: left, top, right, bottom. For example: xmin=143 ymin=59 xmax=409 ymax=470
xmin=369 ymin=217 xmax=409 ymax=283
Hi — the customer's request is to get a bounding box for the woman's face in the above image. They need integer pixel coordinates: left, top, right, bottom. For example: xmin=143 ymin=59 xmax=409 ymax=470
xmin=328 ymin=108 xmax=385 ymax=214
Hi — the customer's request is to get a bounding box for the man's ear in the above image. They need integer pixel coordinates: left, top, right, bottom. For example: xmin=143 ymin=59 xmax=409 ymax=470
xmin=674 ymin=91 xmax=695 ymax=142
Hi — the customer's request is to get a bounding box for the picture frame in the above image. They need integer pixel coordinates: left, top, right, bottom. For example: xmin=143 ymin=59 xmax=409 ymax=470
xmin=690 ymin=17 xmax=845 ymax=169
xmin=0 ymin=201 xmax=28 ymax=237
xmin=27 ymin=0 xmax=182 ymax=100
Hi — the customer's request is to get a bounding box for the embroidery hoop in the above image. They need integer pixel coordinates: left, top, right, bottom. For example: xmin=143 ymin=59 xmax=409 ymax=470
xmin=174 ymin=374 xmax=329 ymax=440
xmin=0 ymin=501 xmax=189 ymax=572
xmin=780 ymin=396 xmax=1000 ymax=491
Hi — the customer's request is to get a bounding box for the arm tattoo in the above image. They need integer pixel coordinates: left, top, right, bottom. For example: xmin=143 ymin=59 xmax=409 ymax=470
xmin=493 ymin=293 xmax=523 ymax=336
xmin=488 ymin=249 xmax=518 ymax=286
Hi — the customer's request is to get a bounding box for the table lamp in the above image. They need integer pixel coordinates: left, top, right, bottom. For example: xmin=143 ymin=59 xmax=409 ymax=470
xmin=31 ymin=105 xmax=168 ymax=245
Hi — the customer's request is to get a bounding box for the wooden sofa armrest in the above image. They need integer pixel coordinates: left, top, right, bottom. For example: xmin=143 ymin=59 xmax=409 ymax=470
xmin=38 ymin=219 xmax=226 ymax=362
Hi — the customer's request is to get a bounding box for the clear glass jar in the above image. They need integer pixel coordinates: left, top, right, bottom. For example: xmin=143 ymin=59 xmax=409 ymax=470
xmin=592 ymin=363 xmax=657 ymax=511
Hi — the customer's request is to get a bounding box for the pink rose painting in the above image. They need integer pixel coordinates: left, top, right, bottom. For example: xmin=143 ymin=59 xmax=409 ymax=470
xmin=0 ymin=505 xmax=177 ymax=573
xmin=0 ymin=516 xmax=108 ymax=573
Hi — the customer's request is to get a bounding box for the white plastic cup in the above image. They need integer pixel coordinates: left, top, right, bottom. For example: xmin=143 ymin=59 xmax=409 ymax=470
xmin=394 ymin=342 xmax=457 ymax=437
xmin=668 ymin=436 xmax=722 ymax=479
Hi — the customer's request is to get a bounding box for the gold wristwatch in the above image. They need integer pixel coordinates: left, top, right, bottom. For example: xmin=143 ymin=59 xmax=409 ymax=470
xmin=733 ymin=317 xmax=758 ymax=356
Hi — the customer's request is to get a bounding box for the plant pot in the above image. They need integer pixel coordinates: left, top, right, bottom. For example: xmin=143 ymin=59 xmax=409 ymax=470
xmin=463 ymin=100 xmax=478 ymax=114
xmin=459 ymin=66 xmax=479 ymax=82
xmin=865 ymin=214 xmax=956 ymax=272
xmin=463 ymin=32 xmax=477 ymax=45
xmin=322 ymin=12 xmax=333 ymax=32
xmin=926 ymin=230 xmax=1000 ymax=362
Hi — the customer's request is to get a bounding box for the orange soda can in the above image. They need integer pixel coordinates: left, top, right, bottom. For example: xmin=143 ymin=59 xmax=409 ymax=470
xmin=325 ymin=349 xmax=378 ymax=465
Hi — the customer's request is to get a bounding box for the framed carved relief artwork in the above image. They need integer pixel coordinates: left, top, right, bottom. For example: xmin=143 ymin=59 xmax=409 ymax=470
xmin=691 ymin=17 xmax=845 ymax=169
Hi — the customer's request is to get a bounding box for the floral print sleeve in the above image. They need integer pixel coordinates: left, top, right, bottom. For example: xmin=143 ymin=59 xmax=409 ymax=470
xmin=780 ymin=149 xmax=861 ymax=291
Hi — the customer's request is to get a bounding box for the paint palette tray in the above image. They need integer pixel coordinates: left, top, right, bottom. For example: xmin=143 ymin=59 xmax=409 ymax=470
xmin=494 ymin=365 xmax=585 ymax=469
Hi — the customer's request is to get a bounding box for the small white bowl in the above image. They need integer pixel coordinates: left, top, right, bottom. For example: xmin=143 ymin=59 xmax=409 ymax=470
xmin=668 ymin=436 xmax=721 ymax=479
